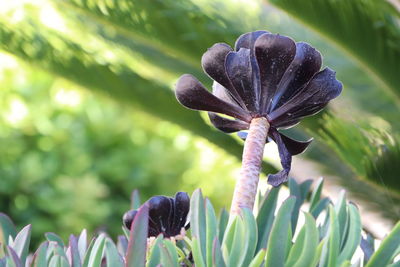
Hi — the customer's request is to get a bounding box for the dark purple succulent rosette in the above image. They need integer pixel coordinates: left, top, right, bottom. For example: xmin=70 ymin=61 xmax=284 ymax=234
xmin=175 ymin=31 xmax=342 ymax=187
xmin=123 ymin=192 xmax=190 ymax=238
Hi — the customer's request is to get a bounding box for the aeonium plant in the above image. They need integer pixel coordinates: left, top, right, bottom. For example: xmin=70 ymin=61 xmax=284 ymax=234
xmin=175 ymin=30 xmax=342 ymax=215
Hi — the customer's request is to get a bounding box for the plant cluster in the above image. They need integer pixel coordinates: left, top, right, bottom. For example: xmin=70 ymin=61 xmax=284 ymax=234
xmin=1 ymin=178 xmax=400 ymax=266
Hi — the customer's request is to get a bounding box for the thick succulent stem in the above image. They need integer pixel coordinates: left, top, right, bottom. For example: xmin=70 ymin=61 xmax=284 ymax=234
xmin=230 ymin=117 xmax=269 ymax=215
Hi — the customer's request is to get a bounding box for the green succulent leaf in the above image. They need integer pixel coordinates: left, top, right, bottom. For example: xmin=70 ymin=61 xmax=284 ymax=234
xmin=248 ymin=249 xmax=266 ymax=267
xmin=212 ymin=237 xmax=226 ymax=267
xmin=286 ymin=213 xmax=319 ymax=267
xmin=147 ymin=235 xmax=163 ymax=267
xmin=159 ymin=240 xmax=179 ymax=267
xmin=239 ymin=208 xmax=258 ymax=267
xmin=9 ymin=225 xmax=31 ymax=265
xmin=77 ymin=229 xmax=87 ymax=262
xmin=205 ymin=198 xmax=218 ymax=267
xmin=319 ymin=206 xmax=340 ymax=267
xmin=125 ymin=204 xmax=149 ymax=267
xmin=68 ymin=235 xmax=81 ymax=267
xmin=366 ymin=221 xmax=400 ymax=267
xmin=256 ymin=187 xmax=280 ymax=252
xmin=338 ymin=204 xmax=362 ymax=264
xmin=190 ymin=189 xmax=206 ymax=264
xmin=309 ymin=178 xmax=324 ymax=211
xmin=218 ymin=209 xmax=229 ymax=244
xmin=32 ymin=242 xmax=49 ymax=267
xmin=105 ymin=238 xmax=123 ymax=267
xmin=0 ymin=213 xmax=16 ymax=247
xmin=45 ymin=233 xmax=65 ymax=248
xmin=265 ymin=196 xmax=296 ymax=267
xmin=191 ymin=237 xmax=206 ymax=267
xmin=131 ymin=190 xmax=141 ymax=210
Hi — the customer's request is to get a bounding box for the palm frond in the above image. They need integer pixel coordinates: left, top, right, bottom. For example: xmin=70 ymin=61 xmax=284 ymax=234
xmin=269 ymin=0 xmax=400 ymax=100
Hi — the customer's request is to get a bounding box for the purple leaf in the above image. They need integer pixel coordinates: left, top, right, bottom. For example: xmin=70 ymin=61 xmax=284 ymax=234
xmin=234 ymin=31 xmax=269 ymax=51
xmin=273 ymin=132 xmax=313 ymax=155
xmin=175 ymin=74 xmax=251 ymax=122
xmin=212 ymin=82 xmax=241 ymax=107
xmin=208 ymin=113 xmax=249 ymax=133
xmin=147 ymin=196 xmax=173 ymax=236
xmin=272 ymin=42 xmax=322 ymax=110
xmin=268 ymin=129 xmax=292 ymax=187
xmin=201 ymin=43 xmax=244 ymax=107
xmin=68 ymin=235 xmax=81 ymax=267
xmin=226 ymin=48 xmax=258 ymax=112
xmin=255 ymin=33 xmax=296 ymax=112
xmin=268 ymin=68 xmax=342 ymax=124
xmin=170 ymin=192 xmax=190 ymax=234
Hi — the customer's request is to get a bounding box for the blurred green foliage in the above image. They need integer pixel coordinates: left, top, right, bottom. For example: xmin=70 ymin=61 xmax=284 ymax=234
xmin=0 ymin=56 xmax=239 ymax=245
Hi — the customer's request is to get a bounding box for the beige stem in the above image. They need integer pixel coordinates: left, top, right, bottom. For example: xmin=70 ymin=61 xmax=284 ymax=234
xmin=230 ymin=117 xmax=269 ymax=215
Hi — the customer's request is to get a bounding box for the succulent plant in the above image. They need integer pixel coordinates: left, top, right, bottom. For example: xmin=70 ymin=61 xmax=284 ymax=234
xmin=175 ymin=31 xmax=342 ymax=214
xmin=1 ymin=178 xmax=399 ymax=266
xmin=123 ymin=192 xmax=190 ymax=238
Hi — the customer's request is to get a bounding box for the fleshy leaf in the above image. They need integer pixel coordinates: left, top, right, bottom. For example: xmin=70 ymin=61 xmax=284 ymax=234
xmin=131 ymin=189 xmax=141 ymax=210
xmin=208 ymin=113 xmax=249 ymax=133
xmin=269 ymin=68 xmax=342 ymax=124
xmin=234 ymin=31 xmax=269 ymax=51
xmin=170 ymin=192 xmax=190 ymax=235
xmin=125 ymin=204 xmax=149 ymax=267
xmin=10 ymin=224 xmax=31 ymax=265
xmin=147 ymin=196 xmax=173 ymax=237
xmin=0 ymin=213 xmax=16 ymax=246
xmin=212 ymin=82 xmax=241 ymax=107
xmin=268 ymin=128 xmax=292 ymax=187
xmin=254 ymin=33 xmax=296 ymax=112
xmin=234 ymin=31 xmax=269 ymax=112
xmin=175 ymin=74 xmax=251 ymax=122
xmin=68 ymin=235 xmax=81 ymax=267
xmin=201 ymin=43 xmax=244 ymax=107
xmin=274 ymin=132 xmax=313 ymax=155
xmin=226 ymin=48 xmax=258 ymax=112
xmin=272 ymin=42 xmax=322 ymax=110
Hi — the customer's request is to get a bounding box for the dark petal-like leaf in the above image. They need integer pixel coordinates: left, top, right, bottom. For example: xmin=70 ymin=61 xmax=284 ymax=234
xmin=267 ymin=128 xmax=292 ymax=187
xmin=234 ymin=31 xmax=270 ymax=51
xmin=147 ymin=196 xmax=173 ymax=237
xmin=271 ymin=42 xmax=322 ymax=110
xmin=175 ymin=74 xmax=251 ymax=122
xmin=234 ymin=31 xmax=269 ymax=107
xmin=273 ymin=132 xmax=313 ymax=155
xmin=272 ymin=118 xmax=301 ymax=129
xmin=123 ymin=210 xmax=138 ymax=231
xmin=212 ymin=82 xmax=241 ymax=107
xmin=268 ymin=68 xmax=342 ymax=124
xmin=171 ymin=192 xmax=190 ymax=235
xmin=208 ymin=112 xmax=249 ymax=133
xmin=255 ymin=33 xmax=296 ymax=112
xmin=226 ymin=48 xmax=258 ymax=112
xmin=201 ymin=43 xmax=245 ymax=107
